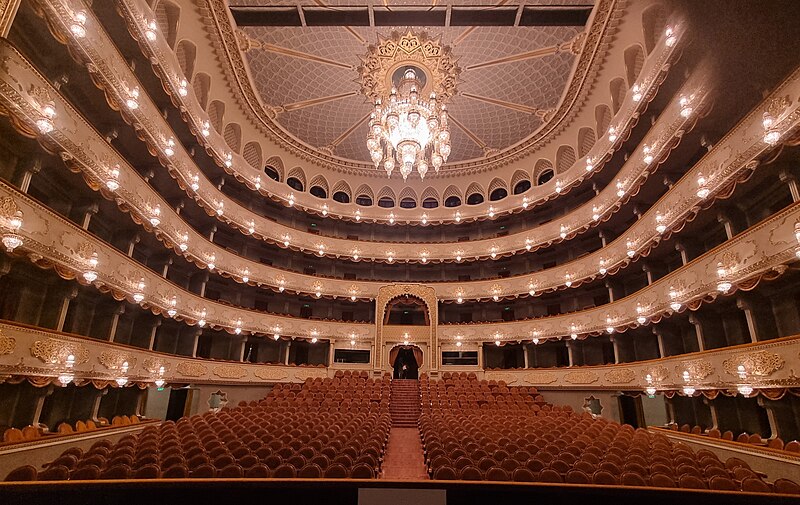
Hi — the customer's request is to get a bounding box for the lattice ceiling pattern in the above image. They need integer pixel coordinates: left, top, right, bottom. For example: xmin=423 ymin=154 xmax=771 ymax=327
xmin=235 ymin=4 xmax=588 ymax=164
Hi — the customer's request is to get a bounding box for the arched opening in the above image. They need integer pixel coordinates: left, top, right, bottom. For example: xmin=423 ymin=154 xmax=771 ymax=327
xmin=356 ymin=195 xmax=373 ymax=206
xmin=489 ymin=188 xmax=508 ymax=201
xmin=384 ymin=296 xmax=430 ymax=325
xmin=513 ymin=180 xmax=531 ymax=194
xmin=264 ymin=166 xmax=280 ymax=181
xmin=444 ymin=196 xmax=461 ymax=207
xmin=310 ymin=186 xmax=327 ymax=199
xmin=287 ymin=177 xmax=304 ymax=191
xmin=333 ymin=191 xmax=350 ymax=203
xmin=422 ymin=198 xmax=439 ymax=208
xmin=399 ymin=197 xmax=417 ymax=209
xmin=378 ymin=197 xmax=395 ymax=208
xmin=537 ymin=169 xmax=554 ymax=186
xmin=390 ymin=345 xmax=422 ymax=380
xmin=466 ymin=193 xmax=484 ymax=205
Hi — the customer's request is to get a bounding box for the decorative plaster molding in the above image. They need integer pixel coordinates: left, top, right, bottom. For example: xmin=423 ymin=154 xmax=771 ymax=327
xmin=175 ymin=361 xmax=208 ymax=378
xmin=213 ymin=365 xmax=248 ymax=380
xmin=564 ymin=370 xmax=600 ymax=384
xmin=30 ymin=338 xmax=88 ymax=365
xmin=722 ymin=350 xmax=784 ymax=378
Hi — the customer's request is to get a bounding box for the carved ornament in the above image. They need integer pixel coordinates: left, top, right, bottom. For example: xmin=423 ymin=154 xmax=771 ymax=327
xmin=604 ymin=368 xmax=636 ymax=384
xmin=564 ymin=371 xmax=599 ymax=384
xmin=98 ymin=351 xmax=136 ymax=371
xmin=176 ymin=361 xmax=207 ymax=378
xmin=30 ymin=338 xmax=89 ymax=365
xmin=0 ymin=330 xmax=15 ymax=355
xmin=213 ymin=365 xmax=248 ymax=379
xmin=253 ymin=367 xmax=289 ymax=381
xmin=722 ymin=350 xmax=784 ymax=378
xmin=677 ymin=359 xmax=714 ymax=381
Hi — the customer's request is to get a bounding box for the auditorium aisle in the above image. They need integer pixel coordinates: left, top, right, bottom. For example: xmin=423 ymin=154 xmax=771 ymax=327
xmin=381 ymin=379 xmax=428 ymax=480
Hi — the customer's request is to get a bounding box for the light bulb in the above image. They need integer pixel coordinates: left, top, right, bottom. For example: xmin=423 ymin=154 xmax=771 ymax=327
xmin=585 ymin=157 xmax=595 ymax=172
xmin=149 ymin=205 xmax=161 ymax=227
xmin=599 ymin=259 xmax=607 ymax=276
xmin=70 ymin=11 xmax=87 ymax=38
xmin=454 ymin=212 xmax=461 ymax=223
xmin=631 ymin=84 xmax=642 ymax=103
xmin=198 ymin=310 xmax=206 ymax=327
xmin=616 ymin=181 xmax=625 ymax=197
xmin=626 ymin=239 xmax=636 ymax=258
xmin=126 ymin=87 xmax=140 ymax=110
xmin=201 ymin=121 xmax=210 ymax=137
xmin=555 ymin=180 xmax=563 ymax=193
xmin=145 ymin=20 xmax=157 ymax=41
xmin=224 ymin=153 xmax=232 ymax=168
xmin=656 ymin=213 xmax=666 ymax=234
xmin=456 ymin=341 xmax=462 ymax=347
xmin=488 ymin=207 xmax=495 ymax=218
xmin=167 ymin=297 xmax=177 ymax=317
xmin=355 ymin=210 xmax=361 ymax=222
xmin=525 ymin=240 xmax=532 ymax=251
xmin=164 ymin=138 xmax=175 ymax=157
xmin=669 ymin=286 xmax=681 ymax=311
xmin=495 ymin=340 xmax=501 ymax=346
xmin=592 ymin=206 xmax=600 ymax=221
xmin=216 ymin=202 xmax=224 ymax=216
xmin=311 ymin=337 xmax=318 ymax=344
xmin=234 ymin=320 xmax=242 ymax=335
xmin=560 ymin=225 xmax=567 ymax=239
xmin=522 ymin=198 xmax=529 ymax=209
xmin=636 ymin=303 xmax=647 ymax=325
xmin=696 ymin=172 xmax=710 ymax=199
xmin=456 ymin=296 xmax=463 ymax=304
xmin=388 ymin=214 xmax=395 ymax=224
xmin=737 ymin=384 xmax=753 ymax=396
xmin=288 ymin=195 xmax=294 ymax=206
xmin=606 ymin=318 xmax=615 ymax=334
xmin=565 ymin=274 xmax=572 ymax=288
xmin=643 ymin=145 xmax=654 ymax=164
xmin=679 ymin=95 xmax=693 ymax=118
xmin=645 ymin=386 xmax=657 ymax=397
xmin=106 ymin=166 xmax=120 ymax=191
xmin=321 ymin=205 xmax=328 ymax=216
xmin=83 ymin=270 xmax=97 ymax=282
xmin=532 ymin=338 xmax=539 ymax=345
xmin=665 ymin=26 xmax=677 ymax=47
xmin=207 ymin=255 xmax=215 ymax=271
xmin=608 ymin=126 xmax=617 ymax=142
xmin=178 ymin=79 xmax=188 ymax=97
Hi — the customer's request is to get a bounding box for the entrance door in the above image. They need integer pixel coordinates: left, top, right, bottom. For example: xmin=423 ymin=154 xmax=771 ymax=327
xmin=618 ymin=394 xmax=645 ymax=428
xmin=392 ymin=347 xmax=420 ymax=379
xmin=165 ymin=388 xmax=189 ymax=421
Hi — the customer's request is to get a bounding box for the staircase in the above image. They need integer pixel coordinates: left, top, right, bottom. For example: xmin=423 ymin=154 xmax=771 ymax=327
xmin=389 ymin=379 xmax=420 ymax=427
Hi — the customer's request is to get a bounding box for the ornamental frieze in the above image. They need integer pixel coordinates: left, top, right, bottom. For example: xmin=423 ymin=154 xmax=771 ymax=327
xmin=30 ymin=338 xmax=89 ymax=365
xmin=0 ymin=334 xmax=14 ymax=356
xmin=523 ymin=371 xmax=558 ymax=384
xmin=604 ymin=368 xmax=636 ymax=384
xmin=98 ymin=351 xmax=136 ymax=371
xmin=142 ymin=358 xmax=168 ymax=374
xmin=176 ymin=361 xmax=207 ymax=378
xmin=293 ymin=368 xmax=328 ymax=380
xmin=677 ymin=359 xmax=714 ymax=381
xmin=564 ymin=371 xmax=599 ymax=385
xmin=723 ymin=350 xmax=784 ymax=378
xmin=644 ymin=365 xmax=670 ymax=383
xmin=253 ymin=367 xmax=289 ymax=381
xmin=213 ymin=365 xmax=248 ymax=380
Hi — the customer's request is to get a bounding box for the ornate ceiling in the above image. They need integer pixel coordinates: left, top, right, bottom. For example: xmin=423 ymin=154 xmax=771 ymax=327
xmin=232 ymin=1 xmax=591 ymax=164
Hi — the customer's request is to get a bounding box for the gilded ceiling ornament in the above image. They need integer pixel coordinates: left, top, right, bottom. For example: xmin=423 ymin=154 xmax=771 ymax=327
xmin=253 ymin=367 xmax=289 ymax=381
xmin=0 ymin=330 xmax=15 ymax=355
xmin=722 ymin=350 xmax=784 ymax=378
xmin=564 ymin=371 xmax=599 ymax=384
xmin=213 ymin=365 xmax=248 ymax=379
xmin=677 ymin=359 xmax=714 ymax=381
xmin=604 ymin=368 xmax=636 ymax=384
xmin=98 ymin=351 xmax=136 ymax=371
xmin=176 ymin=361 xmax=207 ymax=378
xmin=357 ymin=30 xmax=460 ymax=102
xmin=30 ymin=338 xmax=89 ymax=365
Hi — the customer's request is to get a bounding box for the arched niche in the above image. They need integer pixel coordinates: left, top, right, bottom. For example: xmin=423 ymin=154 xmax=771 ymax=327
xmin=375 ymin=284 xmax=438 ymax=374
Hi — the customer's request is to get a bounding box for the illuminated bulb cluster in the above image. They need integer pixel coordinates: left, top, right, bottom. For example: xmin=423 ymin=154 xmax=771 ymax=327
xmin=559 ymin=225 xmax=567 ymax=239
xmin=197 ymin=309 xmax=207 ymax=328
xmin=636 ymin=303 xmax=647 ymax=325
xmin=616 ymin=180 xmax=625 ymax=198
xmin=644 ymin=374 xmax=657 ymax=397
xmin=154 ymin=366 xmax=166 ymax=388
xmin=132 ymin=278 xmax=146 ymax=303
xmin=488 ymin=207 xmax=495 ymax=218
xmin=352 ymin=250 xmax=360 ymax=261
xmin=179 ymin=233 xmax=189 ymax=252
xmin=178 ymin=79 xmax=188 ymax=97
xmin=598 ymin=259 xmax=607 ymax=276
xmin=454 ymin=212 xmax=462 ymax=223
xmin=679 ymin=95 xmax=693 ymax=118
xmin=288 ymin=195 xmax=295 ymax=206
xmin=321 ymin=205 xmax=328 ymax=216
xmin=585 ymin=157 xmax=595 ymax=172
xmin=655 ymin=213 xmax=666 ymax=234
xmin=592 ymin=206 xmax=600 ymax=222
xmin=106 ymin=165 xmax=120 ymax=191
xmin=696 ymin=172 xmax=710 ymax=199
xmin=525 ymin=239 xmax=532 ymax=251
xmin=216 ymin=201 xmax=224 ymax=216
xmin=167 ymin=296 xmax=177 ymax=317
xmin=248 ymin=221 xmax=255 ymax=235
xmin=736 ymin=365 xmax=753 ymax=396
xmin=669 ymin=286 xmax=682 ymax=312
xmin=115 ymin=361 xmax=129 ymax=387
xmin=607 ymin=126 xmax=618 ymax=142
xmin=555 ymin=180 xmax=563 ymax=194
xmin=70 ymin=11 xmax=87 ymax=38
xmin=1 ymin=211 xmax=24 ymax=252
xmin=145 ymin=20 xmax=158 ymax=42
xmin=522 ymin=197 xmax=529 ymax=209
xmin=716 ymin=262 xmax=732 ymax=293
xmin=354 ymin=210 xmax=361 ymax=222
xmin=36 ymin=103 xmax=56 ymax=134
xmin=762 ymin=112 xmax=781 ymax=146
xmin=626 ymin=239 xmax=636 ymax=258
xmin=631 ymin=84 xmax=642 ymax=103
xmin=126 ymin=87 xmax=140 ymax=110
xmin=241 ymin=269 xmax=250 ymax=283
xmin=277 ymin=279 xmax=286 ymax=292
xmin=58 ymin=354 xmax=76 ymax=387
xmin=83 ymin=253 xmax=98 ymax=283
xmin=528 ymin=283 xmax=536 ymax=296
xmin=206 ymin=254 xmax=215 ymax=271
xmin=642 ymin=145 xmax=654 ymax=164
xmin=164 ymin=138 xmax=175 ymax=157
xmin=234 ymin=319 xmax=242 ymax=335
xmin=564 ymin=273 xmax=573 ymax=288
xmin=490 ymin=247 xmax=498 ymax=259
xmin=605 ymin=317 xmax=615 ymax=334
xmin=201 ymin=121 xmax=210 ymax=137
xmin=681 ymin=370 xmax=695 ymax=396
xmin=149 ymin=205 xmax=161 ymax=227
xmin=388 ymin=214 xmax=395 ymax=224
xmin=664 ymin=26 xmax=677 ymax=47
xmin=456 ymin=291 xmax=464 ymax=304
xmin=570 ymin=325 xmax=578 ymax=340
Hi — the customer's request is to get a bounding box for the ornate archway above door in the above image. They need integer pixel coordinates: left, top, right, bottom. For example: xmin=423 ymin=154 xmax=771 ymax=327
xmin=375 ymin=284 xmax=438 ymax=373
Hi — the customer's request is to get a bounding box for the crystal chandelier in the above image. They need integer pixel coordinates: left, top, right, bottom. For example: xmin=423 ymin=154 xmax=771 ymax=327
xmin=367 ymin=68 xmax=451 ymax=180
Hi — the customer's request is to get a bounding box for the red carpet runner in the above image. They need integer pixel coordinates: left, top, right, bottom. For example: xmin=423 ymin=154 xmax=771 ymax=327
xmin=381 ymin=380 xmax=428 ymax=480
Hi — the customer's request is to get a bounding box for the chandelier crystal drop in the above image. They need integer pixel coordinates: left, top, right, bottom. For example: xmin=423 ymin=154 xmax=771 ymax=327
xmin=367 ymin=68 xmax=450 ymax=180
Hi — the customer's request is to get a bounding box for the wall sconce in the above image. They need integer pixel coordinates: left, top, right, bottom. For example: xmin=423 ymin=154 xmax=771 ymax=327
xmin=57 ymin=354 xmax=76 ymax=387
xmin=1 ymin=210 xmax=24 ymax=252
xmin=681 ymin=371 xmax=696 ymax=396
xmin=83 ymin=252 xmax=98 ymax=282
xmin=70 ymin=11 xmax=87 ymax=38
xmin=716 ymin=262 xmax=732 ymax=293
xmin=669 ymin=286 xmax=682 ymax=311
xmin=144 ymin=19 xmax=158 ymax=41
xmin=115 ymin=361 xmax=129 ymax=387
xmin=167 ymin=296 xmax=177 ymax=317
xmin=132 ymin=278 xmax=146 ymax=303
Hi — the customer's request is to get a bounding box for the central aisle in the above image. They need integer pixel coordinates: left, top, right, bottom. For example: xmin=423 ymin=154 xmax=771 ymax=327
xmin=380 ymin=428 xmax=429 ymax=480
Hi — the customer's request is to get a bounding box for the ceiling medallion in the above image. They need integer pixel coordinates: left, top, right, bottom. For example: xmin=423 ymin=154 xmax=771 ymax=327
xmin=358 ymin=31 xmax=461 ymax=181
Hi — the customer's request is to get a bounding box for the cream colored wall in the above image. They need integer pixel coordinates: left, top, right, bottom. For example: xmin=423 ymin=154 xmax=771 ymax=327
xmin=188 ymin=384 xmax=273 ymax=416
xmin=537 ymin=390 xmax=622 ymax=423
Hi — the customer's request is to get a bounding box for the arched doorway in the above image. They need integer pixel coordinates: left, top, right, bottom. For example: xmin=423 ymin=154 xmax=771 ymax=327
xmin=390 ymin=345 xmax=422 ymax=379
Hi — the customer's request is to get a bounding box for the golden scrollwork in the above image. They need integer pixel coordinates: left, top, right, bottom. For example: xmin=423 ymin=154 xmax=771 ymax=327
xmin=30 ymin=338 xmax=89 ymax=365
xmin=0 ymin=196 xmax=18 ymax=219
xmin=98 ymin=351 xmax=136 ymax=371
xmin=357 ymin=30 xmax=460 ymax=101
xmin=722 ymin=350 xmax=784 ymax=378
xmin=524 ymin=371 xmax=558 ymax=384
xmin=0 ymin=330 xmax=15 ymax=355
xmin=604 ymin=368 xmax=636 ymax=384
xmin=644 ymin=365 xmax=670 ymax=382
xmin=213 ymin=365 xmax=248 ymax=379
xmin=564 ymin=371 xmax=599 ymax=384
xmin=175 ymin=361 xmax=207 ymax=378
xmin=142 ymin=358 xmax=168 ymax=374
xmin=488 ymin=372 xmax=522 ymax=385
xmin=677 ymin=359 xmax=714 ymax=380
xmin=253 ymin=367 xmax=289 ymax=381
xmin=293 ymin=368 xmax=328 ymax=380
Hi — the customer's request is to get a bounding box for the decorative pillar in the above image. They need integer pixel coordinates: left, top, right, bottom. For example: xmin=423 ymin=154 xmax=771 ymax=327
xmin=174 ymin=200 xmax=185 ymax=216
xmin=147 ymin=320 xmax=162 ymax=351
xmin=126 ymin=234 xmax=140 ymax=257
xmin=757 ymin=397 xmax=780 ymax=439
xmin=55 ymin=287 xmax=79 ymax=332
xmin=717 ymin=212 xmax=735 ymax=240
xmin=604 ymin=280 xmax=615 ymax=303
xmin=704 ymin=397 xmax=719 ymax=430
xmin=736 ymin=297 xmax=759 ymax=343
xmin=19 ymin=156 xmax=42 ymax=193
xmin=688 ymin=315 xmax=706 ymax=351
xmin=610 ymin=336 xmax=620 ymax=364
xmin=191 ymin=329 xmax=202 ymax=358
xmin=598 ymin=230 xmax=608 ymax=248
xmin=642 ymin=263 xmax=654 ymax=285
xmin=652 ymin=328 xmax=666 ymax=358
xmin=675 ymin=242 xmax=689 ymax=266
xmin=161 ymin=258 xmax=173 ymax=278
xmin=197 ymin=272 xmax=210 ymax=298
xmin=665 ymin=397 xmax=677 ymax=426
xmin=662 ymin=175 xmax=675 ymax=189
xmin=477 ymin=344 xmax=484 ymax=369
xmin=90 ymin=389 xmax=109 ymax=422
xmin=328 ymin=341 xmax=336 ymax=366
xmin=135 ymin=389 xmax=146 ymax=417
xmin=107 ymin=304 xmax=125 ymax=342
xmin=31 ymin=386 xmax=54 ymax=428
xmin=284 ymin=341 xmax=292 ymax=365
xmin=565 ymin=341 xmax=575 ymax=367
xmin=207 ymin=225 xmax=217 ymax=243
xmin=522 ymin=344 xmax=529 ymax=369
xmin=81 ymin=203 xmax=99 ymax=230
xmin=238 ymin=337 xmax=248 ymax=362
xmin=779 ymin=170 xmax=799 ymax=202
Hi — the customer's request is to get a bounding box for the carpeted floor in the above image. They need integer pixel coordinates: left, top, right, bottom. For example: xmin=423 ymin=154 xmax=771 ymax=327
xmin=380 ymin=428 xmax=429 ymax=480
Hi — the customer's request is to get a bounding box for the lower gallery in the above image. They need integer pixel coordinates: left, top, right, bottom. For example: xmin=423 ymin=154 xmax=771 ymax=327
xmin=0 ymin=0 xmax=799 ymax=503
